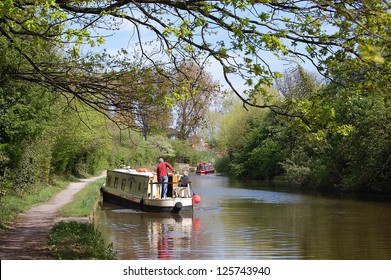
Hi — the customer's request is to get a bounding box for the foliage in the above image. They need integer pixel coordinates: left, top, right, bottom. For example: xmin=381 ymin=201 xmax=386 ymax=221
xmin=216 ymin=88 xmax=284 ymax=178
xmin=226 ymin=112 xmax=285 ymax=179
xmin=280 ymin=62 xmax=390 ymax=193
xmin=195 ymin=150 xmax=218 ymax=167
xmin=0 ymin=95 xmax=110 ymax=196
xmin=280 ymin=59 xmax=391 ymax=193
xmin=214 ymin=155 xmax=231 ymax=176
xmin=146 ymin=134 xmax=175 ymax=161
xmin=2 ymin=1 xmax=391 ymax=127
xmin=1 ymin=71 xmax=110 ymax=198
xmin=216 ymin=63 xmax=390 ymax=194
xmin=106 ymin=126 xmax=144 ymax=168
xmin=319 ymin=61 xmax=391 ymax=192
xmin=106 ymin=126 xmax=210 ymax=169
xmin=48 ymin=221 xmax=116 ymax=260
xmin=49 ymin=102 xmax=111 ymax=176
xmin=280 ymin=147 xmax=314 ymax=186
xmin=173 ymin=62 xmax=221 ymax=140
xmin=0 ymin=36 xmax=55 ymax=194
xmin=1 ymin=0 xmax=390 ymax=206
xmin=170 ymin=139 xmax=199 ymax=165
xmin=0 ymin=28 xmax=111 ymax=197
xmin=215 ymin=97 xmax=253 ymax=157
xmin=275 ymin=65 xmax=322 ymax=100
xmin=112 ymin=64 xmax=174 ymax=138
xmin=107 ymin=129 xmax=190 ymax=168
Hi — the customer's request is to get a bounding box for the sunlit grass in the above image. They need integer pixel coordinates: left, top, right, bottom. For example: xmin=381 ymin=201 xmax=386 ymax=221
xmin=57 ymin=178 xmax=105 ymax=218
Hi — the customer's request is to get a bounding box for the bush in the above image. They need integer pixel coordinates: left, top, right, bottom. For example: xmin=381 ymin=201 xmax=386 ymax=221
xmin=214 ymin=156 xmax=231 ymax=175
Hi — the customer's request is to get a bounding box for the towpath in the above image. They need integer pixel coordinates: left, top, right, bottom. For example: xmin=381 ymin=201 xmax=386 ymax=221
xmin=0 ymin=172 xmax=106 ymax=260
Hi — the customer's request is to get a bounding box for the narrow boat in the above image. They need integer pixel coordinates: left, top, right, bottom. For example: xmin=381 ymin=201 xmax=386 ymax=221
xmin=100 ymin=168 xmax=200 ymax=213
xmin=196 ymin=163 xmax=215 ymax=175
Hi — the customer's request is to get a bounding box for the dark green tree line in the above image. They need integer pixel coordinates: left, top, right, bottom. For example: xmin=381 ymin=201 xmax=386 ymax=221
xmin=216 ymin=63 xmax=390 ymax=193
xmin=0 ymin=35 xmax=112 ymax=195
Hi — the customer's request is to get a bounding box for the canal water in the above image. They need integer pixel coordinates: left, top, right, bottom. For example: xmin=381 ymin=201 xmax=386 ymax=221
xmin=96 ymin=174 xmax=391 ymax=260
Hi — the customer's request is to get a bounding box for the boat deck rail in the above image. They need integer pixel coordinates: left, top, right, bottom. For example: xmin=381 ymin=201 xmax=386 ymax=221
xmin=149 ymin=181 xmax=192 ymax=185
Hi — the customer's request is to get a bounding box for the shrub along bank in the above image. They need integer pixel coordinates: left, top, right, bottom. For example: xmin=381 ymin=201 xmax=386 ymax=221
xmin=48 ymin=221 xmax=116 ymax=260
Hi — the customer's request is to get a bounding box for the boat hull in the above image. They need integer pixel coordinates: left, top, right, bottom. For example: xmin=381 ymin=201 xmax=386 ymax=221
xmin=101 ymin=188 xmax=193 ymax=213
xmin=196 ymin=170 xmax=214 ymax=175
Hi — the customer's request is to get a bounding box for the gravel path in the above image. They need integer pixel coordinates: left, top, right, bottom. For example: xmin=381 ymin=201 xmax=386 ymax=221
xmin=0 ymin=172 xmax=106 ymax=260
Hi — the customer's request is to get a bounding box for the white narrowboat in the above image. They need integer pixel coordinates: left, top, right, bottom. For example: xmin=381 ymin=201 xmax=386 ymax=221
xmin=101 ymin=168 xmax=200 ymax=213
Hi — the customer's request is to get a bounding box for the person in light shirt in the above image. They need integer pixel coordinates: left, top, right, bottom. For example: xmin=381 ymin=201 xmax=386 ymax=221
xmin=179 ymin=171 xmax=190 ymax=187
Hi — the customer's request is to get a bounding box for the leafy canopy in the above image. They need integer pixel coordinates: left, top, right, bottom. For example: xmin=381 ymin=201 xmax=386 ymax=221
xmin=1 ymin=1 xmax=391 ymax=118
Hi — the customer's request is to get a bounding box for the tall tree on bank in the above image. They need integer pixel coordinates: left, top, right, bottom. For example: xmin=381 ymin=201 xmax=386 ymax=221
xmin=173 ymin=62 xmax=220 ymax=140
xmin=113 ymin=65 xmax=173 ymax=140
xmin=1 ymin=1 xmax=391 ymax=127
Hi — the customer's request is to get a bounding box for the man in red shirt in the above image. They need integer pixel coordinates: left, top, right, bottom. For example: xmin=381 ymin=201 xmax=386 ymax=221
xmin=157 ymin=158 xmax=175 ymax=199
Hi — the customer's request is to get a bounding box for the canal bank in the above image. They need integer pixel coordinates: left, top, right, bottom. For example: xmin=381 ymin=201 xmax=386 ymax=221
xmin=0 ymin=172 xmax=106 ymax=260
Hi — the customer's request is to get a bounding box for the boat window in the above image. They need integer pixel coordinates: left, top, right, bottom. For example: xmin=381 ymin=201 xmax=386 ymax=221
xmin=138 ymin=182 xmax=141 ymax=192
xmin=107 ymin=176 xmax=111 ymax=186
xmin=129 ymin=180 xmax=133 ymax=189
xmin=121 ymin=179 xmax=126 ymax=190
xmin=114 ymin=177 xmax=118 ymax=188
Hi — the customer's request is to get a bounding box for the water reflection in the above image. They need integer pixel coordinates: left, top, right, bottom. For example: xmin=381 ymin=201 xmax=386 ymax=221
xmin=96 ymin=174 xmax=391 ymax=260
xmin=152 ymin=214 xmax=201 ymax=259
xmin=98 ymin=206 xmax=202 ymax=259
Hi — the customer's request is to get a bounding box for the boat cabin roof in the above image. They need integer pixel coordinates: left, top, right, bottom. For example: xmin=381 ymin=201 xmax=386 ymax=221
xmin=110 ymin=168 xmax=154 ymax=178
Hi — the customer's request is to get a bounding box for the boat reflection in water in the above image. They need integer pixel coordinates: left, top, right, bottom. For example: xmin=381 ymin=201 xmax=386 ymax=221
xmin=153 ymin=215 xmax=201 ymax=259
xmin=97 ymin=204 xmax=201 ymax=259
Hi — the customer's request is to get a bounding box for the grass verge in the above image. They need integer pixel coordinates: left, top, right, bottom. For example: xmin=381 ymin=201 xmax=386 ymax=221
xmin=48 ymin=221 xmax=116 ymax=260
xmin=57 ymin=178 xmax=105 ymax=218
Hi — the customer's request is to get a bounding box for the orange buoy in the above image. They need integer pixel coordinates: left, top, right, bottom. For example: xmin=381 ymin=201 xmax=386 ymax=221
xmin=192 ymin=194 xmax=201 ymax=204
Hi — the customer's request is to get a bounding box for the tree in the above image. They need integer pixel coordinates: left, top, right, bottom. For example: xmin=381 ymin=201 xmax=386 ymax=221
xmin=215 ymin=87 xmax=284 ymax=178
xmin=173 ymin=62 xmax=220 ymax=140
xmin=318 ymin=57 xmax=391 ymax=192
xmin=49 ymin=101 xmax=111 ymax=176
xmin=273 ymin=60 xmax=391 ymax=193
xmin=2 ymin=1 xmax=391 ymax=126
xmin=275 ymin=65 xmax=322 ymax=100
xmin=0 ymin=35 xmax=56 ymax=193
xmin=112 ymin=65 xmax=173 ymax=139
